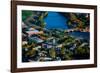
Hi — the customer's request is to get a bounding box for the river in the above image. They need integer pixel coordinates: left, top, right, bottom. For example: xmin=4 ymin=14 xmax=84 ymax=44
xmin=44 ymin=12 xmax=89 ymax=40
xmin=44 ymin=12 xmax=68 ymax=29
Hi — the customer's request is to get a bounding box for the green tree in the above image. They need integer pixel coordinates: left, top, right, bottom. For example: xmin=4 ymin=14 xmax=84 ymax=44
xmin=64 ymin=50 xmax=73 ymax=60
xmin=61 ymin=47 xmax=66 ymax=55
xmin=22 ymin=11 xmax=33 ymax=21
xmin=76 ymin=47 xmax=84 ymax=54
xmin=49 ymin=48 xmax=56 ymax=59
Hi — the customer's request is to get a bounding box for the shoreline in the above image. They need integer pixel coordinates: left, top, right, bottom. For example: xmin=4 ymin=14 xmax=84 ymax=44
xmin=65 ymin=27 xmax=90 ymax=33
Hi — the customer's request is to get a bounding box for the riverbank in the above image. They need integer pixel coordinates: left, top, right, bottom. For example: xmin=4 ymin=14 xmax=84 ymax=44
xmin=65 ymin=27 xmax=89 ymax=33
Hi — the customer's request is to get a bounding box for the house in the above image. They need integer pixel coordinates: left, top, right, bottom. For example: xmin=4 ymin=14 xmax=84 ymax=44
xmin=28 ymin=27 xmax=35 ymax=31
xmin=22 ymin=41 xmax=28 ymax=45
xmin=26 ymin=29 xmax=43 ymax=37
xmin=22 ymin=22 xmax=28 ymax=28
xmin=33 ymin=46 xmax=41 ymax=50
xmin=42 ymin=43 xmax=53 ymax=49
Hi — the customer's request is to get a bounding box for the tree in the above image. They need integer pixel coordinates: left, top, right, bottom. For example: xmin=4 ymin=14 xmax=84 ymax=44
xmin=40 ymin=21 xmax=46 ymax=28
xmin=64 ymin=49 xmax=73 ymax=60
xmin=22 ymin=11 xmax=33 ymax=21
xmin=26 ymin=48 xmax=37 ymax=57
xmin=75 ymin=45 xmax=90 ymax=59
xmin=49 ymin=48 xmax=56 ymax=59
xmin=61 ymin=47 xmax=66 ymax=55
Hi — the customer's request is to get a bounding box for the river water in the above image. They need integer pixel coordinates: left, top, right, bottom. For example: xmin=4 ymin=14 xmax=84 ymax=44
xmin=44 ymin=12 xmax=89 ymax=40
xmin=44 ymin=12 xmax=68 ymax=29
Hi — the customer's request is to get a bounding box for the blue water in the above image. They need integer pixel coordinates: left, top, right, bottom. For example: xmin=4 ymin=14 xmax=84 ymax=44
xmin=68 ymin=31 xmax=90 ymax=40
xmin=44 ymin=12 xmax=68 ymax=29
xmin=44 ymin=12 xmax=89 ymax=40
